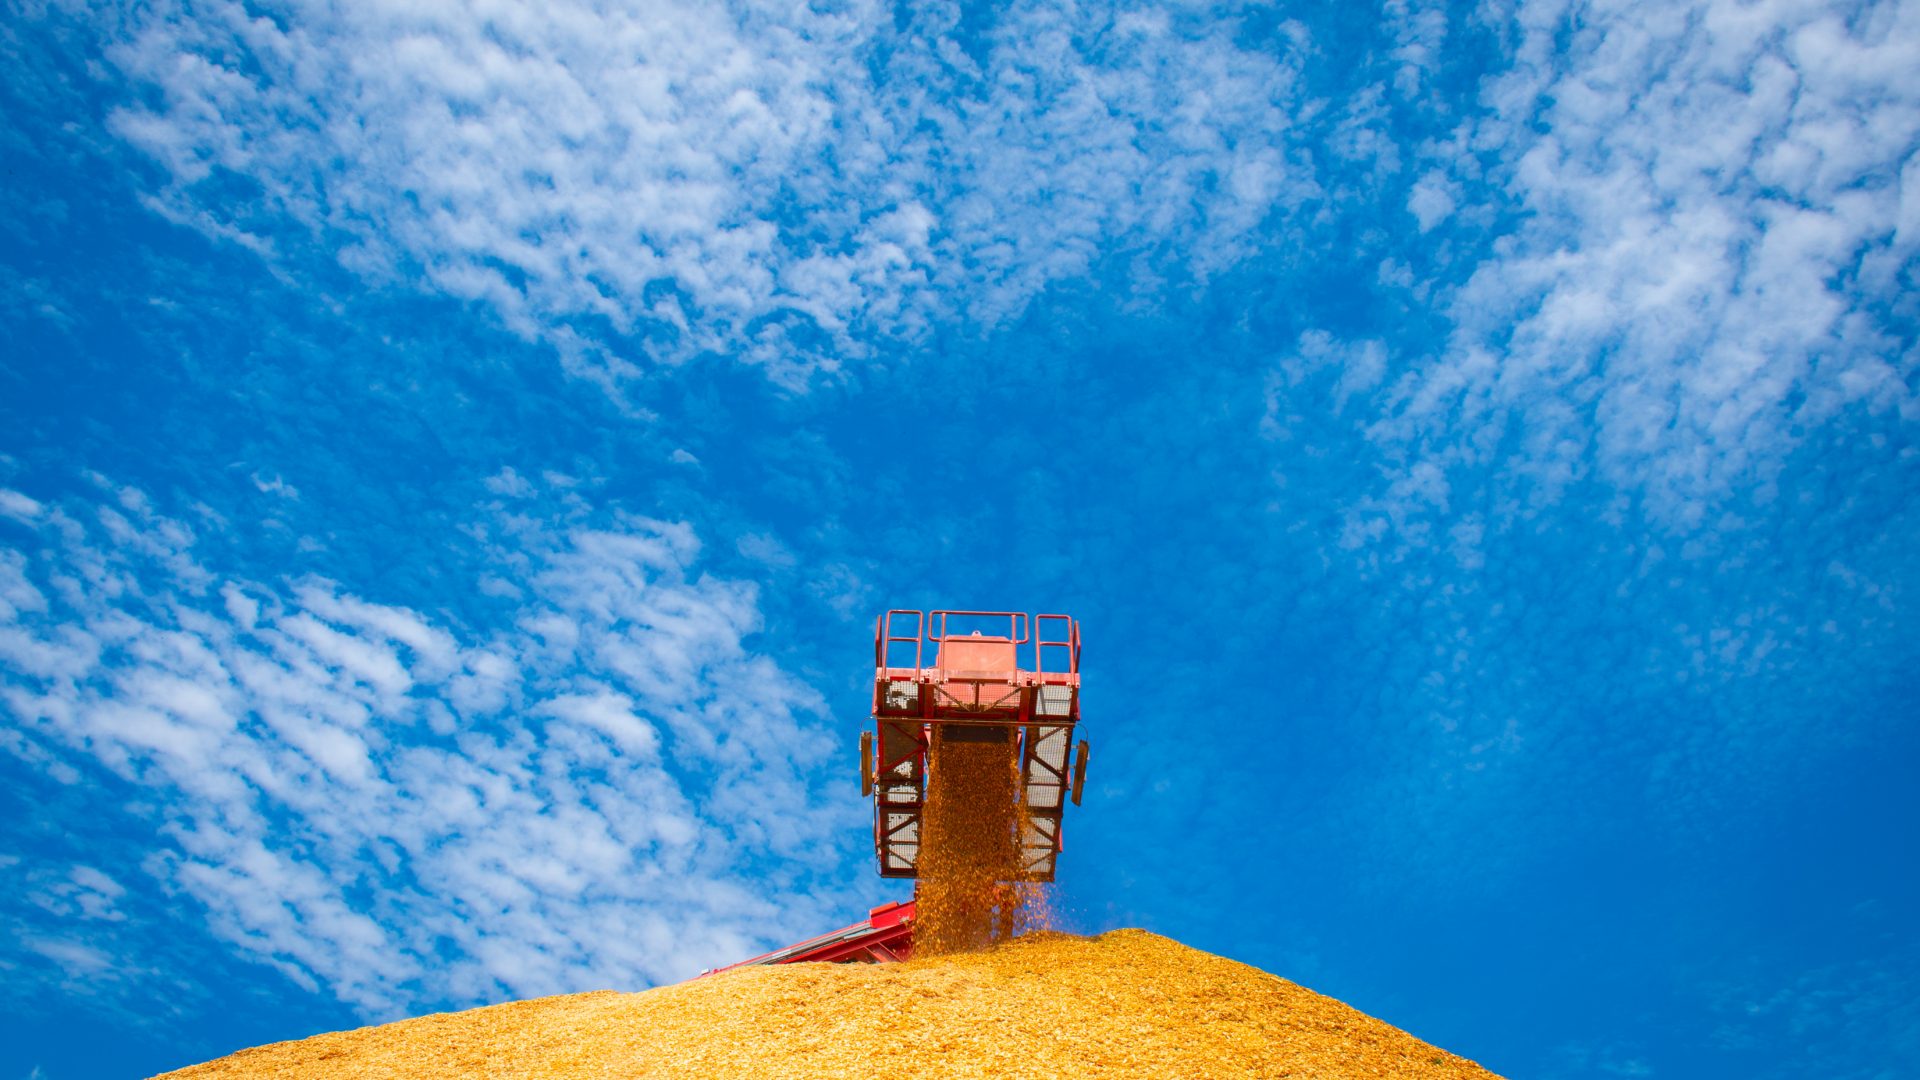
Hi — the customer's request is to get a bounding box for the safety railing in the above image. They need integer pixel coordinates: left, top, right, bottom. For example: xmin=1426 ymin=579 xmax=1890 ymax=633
xmin=1034 ymin=613 xmax=1079 ymax=676
xmin=929 ymin=611 xmax=1026 ymax=682
xmin=876 ymin=610 xmax=925 ymax=670
xmin=926 ymin=610 xmax=1028 ymax=647
xmin=875 ymin=611 xmax=1078 ymax=676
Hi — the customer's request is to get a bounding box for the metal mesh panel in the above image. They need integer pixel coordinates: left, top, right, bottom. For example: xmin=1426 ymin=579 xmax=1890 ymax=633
xmin=1036 ymin=684 xmax=1075 ymax=716
xmin=882 ymin=680 xmax=917 ymax=712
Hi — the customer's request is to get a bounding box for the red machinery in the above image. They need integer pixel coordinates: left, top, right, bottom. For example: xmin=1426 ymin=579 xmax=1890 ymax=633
xmin=861 ymin=610 xmax=1089 ymax=882
xmin=700 ymin=900 xmax=918 ymax=974
xmin=701 ymin=610 xmax=1086 ymax=976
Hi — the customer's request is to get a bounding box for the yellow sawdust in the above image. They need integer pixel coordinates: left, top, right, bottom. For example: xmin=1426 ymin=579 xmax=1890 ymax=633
xmin=158 ymin=929 xmax=1504 ymax=1079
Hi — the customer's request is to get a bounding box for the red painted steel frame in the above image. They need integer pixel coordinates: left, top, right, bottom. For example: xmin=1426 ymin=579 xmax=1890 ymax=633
xmin=867 ymin=610 xmax=1083 ymax=882
xmin=698 ymin=901 xmax=916 ymax=975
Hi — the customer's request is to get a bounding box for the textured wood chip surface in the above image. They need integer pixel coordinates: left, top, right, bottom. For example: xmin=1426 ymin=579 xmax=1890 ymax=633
xmin=158 ymin=929 xmax=1504 ymax=1079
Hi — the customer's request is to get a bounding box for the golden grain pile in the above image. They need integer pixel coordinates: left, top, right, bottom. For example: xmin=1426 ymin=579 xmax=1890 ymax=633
xmin=159 ymin=929 xmax=1503 ymax=1079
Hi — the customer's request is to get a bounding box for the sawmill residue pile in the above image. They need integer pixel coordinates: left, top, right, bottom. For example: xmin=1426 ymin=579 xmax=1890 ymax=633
xmin=158 ymin=930 xmax=1506 ymax=1079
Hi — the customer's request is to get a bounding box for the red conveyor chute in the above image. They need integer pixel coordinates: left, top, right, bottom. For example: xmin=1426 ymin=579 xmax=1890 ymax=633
xmin=698 ymin=900 xmax=916 ymax=976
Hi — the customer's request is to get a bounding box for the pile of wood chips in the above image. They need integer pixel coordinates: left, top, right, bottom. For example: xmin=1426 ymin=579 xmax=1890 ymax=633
xmin=160 ymin=929 xmax=1503 ymax=1079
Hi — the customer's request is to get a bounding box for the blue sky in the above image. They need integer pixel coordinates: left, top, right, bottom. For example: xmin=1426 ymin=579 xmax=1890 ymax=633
xmin=2 ymin=0 xmax=1917 ymax=1077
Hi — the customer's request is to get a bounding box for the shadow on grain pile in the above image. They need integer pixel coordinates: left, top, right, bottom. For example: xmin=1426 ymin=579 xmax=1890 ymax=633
xmin=158 ymin=930 xmax=1505 ymax=1079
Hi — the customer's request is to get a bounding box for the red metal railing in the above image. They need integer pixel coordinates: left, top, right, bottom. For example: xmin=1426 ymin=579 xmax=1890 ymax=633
xmin=875 ymin=611 xmax=1080 ymax=676
xmin=926 ymin=610 xmax=1028 ymax=646
xmin=876 ymin=609 xmax=924 ymax=670
xmin=1034 ymin=613 xmax=1079 ymax=676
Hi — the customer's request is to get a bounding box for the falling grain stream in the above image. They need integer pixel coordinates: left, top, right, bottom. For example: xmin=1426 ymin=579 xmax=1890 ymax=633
xmin=913 ymin=733 xmax=1052 ymax=956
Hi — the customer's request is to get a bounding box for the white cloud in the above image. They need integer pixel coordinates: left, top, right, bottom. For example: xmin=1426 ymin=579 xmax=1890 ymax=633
xmin=540 ymin=691 xmax=659 ymax=759
xmin=0 ymin=490 xmax=44 ymax=522
xmin=1255 ymin=0 xmax=1919 ymax=888
xmin=22 ymin=863 xmax=129 ymax=923
xmin=734 ymin=532 xmax=796 ymax=569
xmin=98 ymin=0 xmax=1321 ymax=388
xmin=250 ymin=472 xmax=299 ymax=500
xmin=1369 ymin=0 xmax=1920 ymax=527
xmin=482 ymin=467 xmax=534 ymax=499
xmin=24 ymin=937 xmax=114 ymax=977
xmin=1408 ymin=170 xmax=1460 ymax=232
xmin=1384 ymin=0 xmax=1449 ymax=97
xmin=0 ymin=482 xmax=857 ymax=1014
